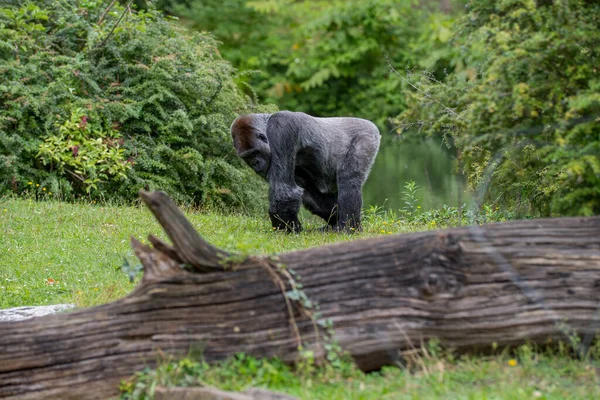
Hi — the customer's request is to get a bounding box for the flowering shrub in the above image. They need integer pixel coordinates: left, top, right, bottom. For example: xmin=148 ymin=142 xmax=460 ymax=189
xmin=37 ymin=108 xmax=129 ymax=195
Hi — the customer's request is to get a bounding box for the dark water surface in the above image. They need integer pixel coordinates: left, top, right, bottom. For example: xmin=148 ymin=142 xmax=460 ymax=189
xmin=362 ymin=136 xmax=470 ymax=210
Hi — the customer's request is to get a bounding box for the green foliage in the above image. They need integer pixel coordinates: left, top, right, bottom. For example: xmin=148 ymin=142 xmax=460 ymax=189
xmin=397 ymin=0 xmax=600 ymax=216
xmin=0 ymin=0 xmax=270 ymax=208
xmin=37 ymin=108 xmax=129 ymax=195
xmin=156 ymin=0 xmax=460 ymax=130
xmin=156 ymin=0 xmax=278 ymax=71
xmin=276 ymin=1 xmax=460 ymax=128
xmin=118 ymin=355 xmax=302 ymax=400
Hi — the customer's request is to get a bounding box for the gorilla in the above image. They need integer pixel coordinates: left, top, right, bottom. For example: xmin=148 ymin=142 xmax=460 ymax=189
xmin=231 ymin=111 xmax=380 ymax=232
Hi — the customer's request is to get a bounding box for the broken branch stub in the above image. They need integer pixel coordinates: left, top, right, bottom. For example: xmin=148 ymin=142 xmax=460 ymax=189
xmin=138 ymin=190 xmax=228 ymax=272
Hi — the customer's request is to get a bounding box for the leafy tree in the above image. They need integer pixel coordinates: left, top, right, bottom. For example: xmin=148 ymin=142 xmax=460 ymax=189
xmin=0 ymin=0 xmax=271 ymax=209
xmin=155 ymin=0 xmax=460 ymax=130
xmin=397 ymin=0 xmax=600 ymax=216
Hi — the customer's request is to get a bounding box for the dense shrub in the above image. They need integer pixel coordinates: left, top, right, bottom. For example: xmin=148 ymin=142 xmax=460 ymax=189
xmin=397 ymin=0 xmax=600 ymax=216
xmin=0 ymin=0 xmax=271 ymax=209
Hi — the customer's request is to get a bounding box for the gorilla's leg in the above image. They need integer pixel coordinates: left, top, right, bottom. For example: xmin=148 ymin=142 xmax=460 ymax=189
xmin=336 ymin=136 xmax=379 ymax=231
xmin=336 ymin=179 xmax=363 ymax=231
xmin=302 ymin=186 xmax=338 ymax=228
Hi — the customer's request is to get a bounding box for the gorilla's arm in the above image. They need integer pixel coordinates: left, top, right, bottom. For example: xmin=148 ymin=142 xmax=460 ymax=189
xmin=266 ymin=112 xmax=304 ymax=232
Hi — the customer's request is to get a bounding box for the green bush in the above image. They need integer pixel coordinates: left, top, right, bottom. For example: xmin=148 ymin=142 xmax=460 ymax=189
xmin=0 ymin=0 xmax=271 ymax=209
xmin=397 ymin=0 xmax=600 ymax=216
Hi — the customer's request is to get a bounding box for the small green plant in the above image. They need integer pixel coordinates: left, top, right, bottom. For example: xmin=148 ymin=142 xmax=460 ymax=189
xmin=401 ymin=180 xmax=420 ymax=217
xmin=482 ymin=204 xmax=500 ymax=224
xmin=121 ymin=252 xmax=143 ymax=283
xmin=119 ymin=355 xmax=299 ymax=400
xmin=37 ymin=109 xmax=130 ymax=195
xmin=362 ymin=204 xmax=385 ymax=225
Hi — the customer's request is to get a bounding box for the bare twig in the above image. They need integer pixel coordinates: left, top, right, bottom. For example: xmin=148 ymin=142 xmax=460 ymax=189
xmin=64 ymin=168 xmax=85 ymax=182
xmin=386 ymin=57 xmax=459 ymax=118
xmin=206 ymin=75 xmax=223 ymax=108
xmin=97 ymin=0 xmax=135 ymax=49
xmin=98 ymin=0 xmax=119 ymax=25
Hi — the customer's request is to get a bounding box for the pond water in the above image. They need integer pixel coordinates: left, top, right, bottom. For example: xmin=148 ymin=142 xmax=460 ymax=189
xmin=362 ymin=136 xmax=470 ymax=211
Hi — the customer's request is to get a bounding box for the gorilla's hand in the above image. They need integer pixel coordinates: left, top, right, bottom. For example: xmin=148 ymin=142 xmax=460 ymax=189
xmin=269 ymin=212 xmax=302 ymax=233
xmin=268 ymin=183 xmax=303 ymax=233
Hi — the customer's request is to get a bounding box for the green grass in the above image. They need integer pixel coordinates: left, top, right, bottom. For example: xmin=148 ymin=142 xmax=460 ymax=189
xmin=121 ymin=345 xmax=600 ymax=400
xmin=0 ymin=197 xmax=451 ymax=308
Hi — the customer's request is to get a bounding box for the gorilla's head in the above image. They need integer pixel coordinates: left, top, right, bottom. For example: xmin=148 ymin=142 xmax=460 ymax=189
xmin=231 ymin=114 xmax=272 ymax=177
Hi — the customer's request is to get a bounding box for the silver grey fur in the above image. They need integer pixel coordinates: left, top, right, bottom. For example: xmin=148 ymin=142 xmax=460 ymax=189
xmin=231 ymin=111 xmax=380 ymax=232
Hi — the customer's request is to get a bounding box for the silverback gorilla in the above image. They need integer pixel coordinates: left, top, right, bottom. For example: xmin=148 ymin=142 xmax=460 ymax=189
xmin=231 ymin=111 xmax=380 ymax=232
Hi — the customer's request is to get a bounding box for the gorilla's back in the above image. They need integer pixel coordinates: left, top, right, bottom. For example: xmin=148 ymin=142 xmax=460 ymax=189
xmin=283 ymin=112 xmax=380 ymax=192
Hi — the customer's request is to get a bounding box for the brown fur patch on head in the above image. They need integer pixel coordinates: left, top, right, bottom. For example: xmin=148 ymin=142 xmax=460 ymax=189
xmin=231 ymin=115 xmax=255 ymax=154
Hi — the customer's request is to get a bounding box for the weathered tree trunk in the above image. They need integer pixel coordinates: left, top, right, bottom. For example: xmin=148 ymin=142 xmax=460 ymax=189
xmin=1 ymin=191 xmax=599 ymax=399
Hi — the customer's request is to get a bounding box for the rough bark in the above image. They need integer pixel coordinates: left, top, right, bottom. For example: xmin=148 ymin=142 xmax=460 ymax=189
xmin=0 ymin=191 xmax=599 ymax=399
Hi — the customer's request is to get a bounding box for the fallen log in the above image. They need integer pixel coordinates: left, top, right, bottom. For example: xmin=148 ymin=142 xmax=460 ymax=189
xmin=0 ymin=191 xmax=599 ymax=399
